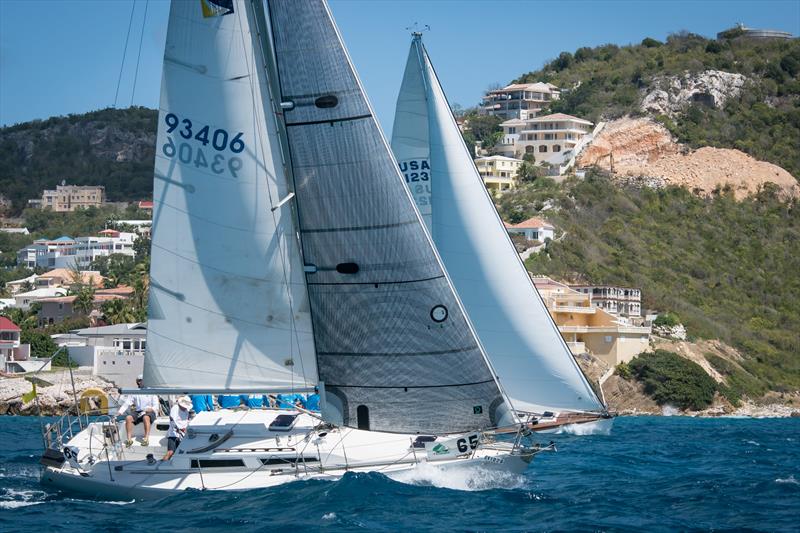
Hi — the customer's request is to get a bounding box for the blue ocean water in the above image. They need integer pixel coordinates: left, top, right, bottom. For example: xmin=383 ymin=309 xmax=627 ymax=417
xmin=0 ymin=416 xmax=798 ymax=532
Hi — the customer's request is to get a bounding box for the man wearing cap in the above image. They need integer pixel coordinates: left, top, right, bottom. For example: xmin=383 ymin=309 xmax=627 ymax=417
xmin=164 ymin=396 xmax=193 ymax=461
xmin=116 ymin=375 xmax=159 ymax=447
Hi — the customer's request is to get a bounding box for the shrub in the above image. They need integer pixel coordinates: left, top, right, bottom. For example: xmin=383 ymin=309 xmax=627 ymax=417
xmin=615 ymin=362 xmax=632 ymax=380
xmin=628 ymin=350 xmax=717 ymax=410
xmin=653 ymin=312 xmax=681 ymax=328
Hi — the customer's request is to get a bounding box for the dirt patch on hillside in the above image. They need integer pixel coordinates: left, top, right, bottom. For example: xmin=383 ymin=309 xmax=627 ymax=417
xmin=578 ymin=117 xmax=799 ymax=200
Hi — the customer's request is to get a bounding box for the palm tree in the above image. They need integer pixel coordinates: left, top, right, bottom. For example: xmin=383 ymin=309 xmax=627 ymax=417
xmin=73 ymin=286 xmax=96 ymax=316
xmin=101 ymin=298 xmax=136 ymax=324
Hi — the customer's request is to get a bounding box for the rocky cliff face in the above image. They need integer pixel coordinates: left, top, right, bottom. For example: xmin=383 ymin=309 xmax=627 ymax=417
xmin=578 ymin=117 xmax=799 ymax=200
xmin=640 ymin=70 xmax=748 ymax=117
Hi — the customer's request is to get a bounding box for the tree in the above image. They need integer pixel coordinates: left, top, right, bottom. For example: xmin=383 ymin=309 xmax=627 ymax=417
xmin=21 ymin=329 xmax=58 ymax=359
xmin=73 ymin=286 xmax=96 ymax=316
xmin=517 ymin=161 xmax=545 ymax=183
xmin=101 ymin=298 xmax=137 ymax=325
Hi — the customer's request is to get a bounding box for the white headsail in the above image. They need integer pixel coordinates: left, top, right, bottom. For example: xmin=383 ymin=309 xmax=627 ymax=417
xmin=145 ymin=0 xmax=317 ymax=391
xmin=391 ymin=35 xmax=604 ymax=415
xmin=267 ymin=0 xmax=511 ymax=434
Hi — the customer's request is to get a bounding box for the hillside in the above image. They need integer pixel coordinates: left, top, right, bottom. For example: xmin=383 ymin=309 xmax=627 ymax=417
xmin=514 ymin=32 xmax=800 ymax=179
xmin=0 ymin=107 xmax=157 ymax=214
xmin=498 ymin=173 xmax=800 ymax=395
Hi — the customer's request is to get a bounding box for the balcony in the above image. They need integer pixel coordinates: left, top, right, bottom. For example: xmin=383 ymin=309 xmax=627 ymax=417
xmin=559 ymin=325 xmax=652 ymax=335
xmin=566 ymin=341 xmax=586 ymax=354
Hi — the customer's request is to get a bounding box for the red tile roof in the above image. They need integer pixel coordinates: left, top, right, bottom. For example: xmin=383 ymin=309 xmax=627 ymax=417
xmin=504 ymin=216 xmax=555 ymax=230
xmin=0 ymin=317 xmax=21 ymax=331
xmin=138 ymin=201 xmax=154 ymax=209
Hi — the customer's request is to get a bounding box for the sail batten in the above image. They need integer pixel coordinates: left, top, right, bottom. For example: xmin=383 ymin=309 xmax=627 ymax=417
xmin=267 ymin=0 xmax=509 ymax=434
xmin=392 ymin=36 xmax=604 ymax=415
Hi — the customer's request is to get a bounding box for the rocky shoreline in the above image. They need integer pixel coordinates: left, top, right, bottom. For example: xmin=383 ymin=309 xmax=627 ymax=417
xmin=0 ymin=369 xmax=118 ymax=416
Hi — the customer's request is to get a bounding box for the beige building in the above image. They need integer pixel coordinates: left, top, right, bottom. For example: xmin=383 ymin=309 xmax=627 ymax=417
xmin=504 ymin=216 xmax=555 ymax=243
xmin=533 ymin=276 xmax=651 ymax=367
xmin=480 ymin=82 xmax=560 ymax=120
xmin=38 ymin=185 xmax=105 ymax=212
xmin=496 ymin=113 xmax=594 ymax=165
xmin=474 ymin=155 xmax=523 ymax=196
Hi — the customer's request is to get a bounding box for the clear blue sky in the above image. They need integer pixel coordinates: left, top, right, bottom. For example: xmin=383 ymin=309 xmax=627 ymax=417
xmin=1 ymin=1 xmax=798 ymax=132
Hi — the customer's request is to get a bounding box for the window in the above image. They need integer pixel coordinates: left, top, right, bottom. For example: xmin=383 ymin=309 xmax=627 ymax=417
xmin=553 ymin=145 xmax=561 ymax=152
xmin=604 ymin=336 xmax=613 ymax=343
xmin=525 ymin=146 xmax=535 ymax=154
xmin=538 ymin=146 xmax=547 ymax=153
xmin=357 ymin=405 xmax=370 ymax=430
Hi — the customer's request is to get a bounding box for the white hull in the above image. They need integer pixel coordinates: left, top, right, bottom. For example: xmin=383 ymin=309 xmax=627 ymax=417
xmin=41 ymin=409 xmax=535 ymax=500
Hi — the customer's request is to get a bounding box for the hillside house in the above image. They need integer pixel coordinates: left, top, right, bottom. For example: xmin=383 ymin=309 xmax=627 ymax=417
xmin=480 ymin=82 xmax=560 ymax=120
xmin=37 ymin=286 xmax=135 ymax=326
xmin=0 ymin=317 xmax=40 ymax=373
xmin=569 ymin=285 xmax=643 ymax=317
xmin=533 ymin=276 xmax=651 ymax=367
xmin=474 ymin=155 xmax=523 ymax=196
xmin=504 ymin=216 xmax=555 ymax=243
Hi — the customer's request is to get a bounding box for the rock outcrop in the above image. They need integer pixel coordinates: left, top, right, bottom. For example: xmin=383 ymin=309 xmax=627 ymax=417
xmin=0 ymin=370 xmax=118 ymax=416
xmin=578 ymin=117 xmax=799 ymax=200
xmin=640 ymin=70 xmax=747 ymax=117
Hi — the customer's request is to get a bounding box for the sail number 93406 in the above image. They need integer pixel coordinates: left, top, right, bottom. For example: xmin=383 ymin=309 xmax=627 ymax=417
xmin=162 ymin=113 xmax=245 ymax=178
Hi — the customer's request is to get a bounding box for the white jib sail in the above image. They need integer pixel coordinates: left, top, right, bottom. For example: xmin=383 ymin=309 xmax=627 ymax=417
xmin=391 ymin=35 xmax=603 ymax=414
xmin=145 ymin=0 xmax=317 ymax=391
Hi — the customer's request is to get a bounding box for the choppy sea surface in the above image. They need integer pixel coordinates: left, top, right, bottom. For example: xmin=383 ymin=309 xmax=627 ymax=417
xmin=0 ymin=415 xmax=798 ymax=532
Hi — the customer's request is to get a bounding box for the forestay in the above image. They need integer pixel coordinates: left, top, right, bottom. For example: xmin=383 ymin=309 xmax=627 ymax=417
xmin=267 ymin=0 xmax=509 ymax=434
xmin=145 ymin=0 xmax=317 ymax=391
xmin=391 ymin=35 xmax=603 ymax=415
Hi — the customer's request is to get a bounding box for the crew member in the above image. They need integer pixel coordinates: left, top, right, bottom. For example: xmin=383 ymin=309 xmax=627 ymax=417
xmin=164 ymin=396 xmax=192 ymax=461
xmin=117 ymin=375 xmax=159 ymax=447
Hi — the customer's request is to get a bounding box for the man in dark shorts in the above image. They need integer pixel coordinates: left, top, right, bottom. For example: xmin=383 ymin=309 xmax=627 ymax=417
xmin=164 ymin=395 xmax=192 ymax=461
xmin=116 ymin=375 xmax=159 ymax=447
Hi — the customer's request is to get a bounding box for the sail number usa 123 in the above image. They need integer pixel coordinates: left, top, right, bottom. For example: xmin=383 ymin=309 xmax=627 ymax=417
xmin=162 ymin=112 xmax=244 ymax=178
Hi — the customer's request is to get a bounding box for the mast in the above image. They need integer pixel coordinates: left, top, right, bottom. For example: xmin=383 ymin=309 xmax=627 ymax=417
xmin=391 ymin=34 xmax=605 ymax=415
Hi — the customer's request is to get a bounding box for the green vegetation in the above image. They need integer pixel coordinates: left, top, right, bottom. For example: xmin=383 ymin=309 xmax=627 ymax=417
xmin=461 ymin=112 xmax=503 ymax=157
xmin=629 ymin=350 xmax=718 ymax=410
xmin=515 ymin=33 xmax=800 ymax=177
xmin=653 ymin=312 xmax=681 ymax=328
xmin=0 ymin=107 xmax=156 ymax=213
xmin=501 ymin=172 xmax=800 ymax=393
xmin=704 ymin=353 xmax=766 ymax=405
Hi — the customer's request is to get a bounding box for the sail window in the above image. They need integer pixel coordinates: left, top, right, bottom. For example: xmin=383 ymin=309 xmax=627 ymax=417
xmin=315 ymin=95 xmax=338 ymax=108
xmin=356 ymin=405 xmax=370 ymax=430
xmin=190 ymin=459 xmax=245 ymax=468
xmin=336 ymin=262 xmax=359 ymax=274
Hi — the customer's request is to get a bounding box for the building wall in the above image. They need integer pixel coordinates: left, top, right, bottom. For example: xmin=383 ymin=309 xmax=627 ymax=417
xmin=94 ymin=350 xmax=144 ymax=388
xmin=41 ymin=185 xmax=105 ymax=212
xmin=39 ymin=301 xmax=76 ymax=326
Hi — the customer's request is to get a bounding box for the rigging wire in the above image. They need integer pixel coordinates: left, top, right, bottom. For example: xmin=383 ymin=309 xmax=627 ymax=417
xmin=130 ymin=0 xmax=150 ymax=107
xmin=113 ymin=0 xmax=137 ymax=108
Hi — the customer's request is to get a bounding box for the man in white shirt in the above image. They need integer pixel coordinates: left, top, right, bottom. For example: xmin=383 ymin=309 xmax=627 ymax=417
xmin=117 ymin=375 xmax=159 ymax=447
xmin=164 ymin=395 xmax=192 ymax=461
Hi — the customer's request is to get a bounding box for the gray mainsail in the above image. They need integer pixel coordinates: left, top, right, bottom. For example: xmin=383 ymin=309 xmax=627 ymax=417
xmin=267 ymin=0 xmax=509 ymax=434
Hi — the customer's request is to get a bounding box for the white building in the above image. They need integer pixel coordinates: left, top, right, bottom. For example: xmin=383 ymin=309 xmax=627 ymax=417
xmin=61 ymin=323 xmax=147 ymax=387
xmin=503 ymin=216 xmax=555 ymax=243
xmin=13 ymin=287 xmax=69 ymax=310
xmin=569 ymin=285 xmax=643 ymax=317
xmin=494 ymin=113 xmax=594 ymax=173
xmin=480 ymin=82 xmax=560 ymax=120
xmin=17 ymin=231 xmax=137 ymax=269
xmin=0 ymin=317 xmax=42 ymax=373
xmin=0 ymin=227 xmax=30 ymax=235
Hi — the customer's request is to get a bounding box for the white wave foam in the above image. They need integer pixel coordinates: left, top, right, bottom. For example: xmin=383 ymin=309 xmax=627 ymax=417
xmin=661 ymin=405 xmax=680 ymax=416
xmin=775 ymin=475 xmax=798 ymax=485
xmin=322 ymin=512 xmax=336 ymax=520
xmin=746 ymin=440 xmax=761 ymax=446
xmin=551 ymin=418 xmax=614 ymax=436
xmin=0 ymin=500 xmax=44 ymax=509
xmin=388 ymin=461 xmax=527 ymax=492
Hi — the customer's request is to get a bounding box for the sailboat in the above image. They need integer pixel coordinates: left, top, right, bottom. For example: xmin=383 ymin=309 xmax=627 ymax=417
xmin=390 ymin=33 xmax=612 ymax=434
xmin=38 ymin=0 xmax=546 ymax=500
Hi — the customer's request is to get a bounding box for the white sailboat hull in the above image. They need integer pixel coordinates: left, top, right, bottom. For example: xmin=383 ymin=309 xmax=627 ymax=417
xmin=40 ymin=409 xmax=535 ymax=500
